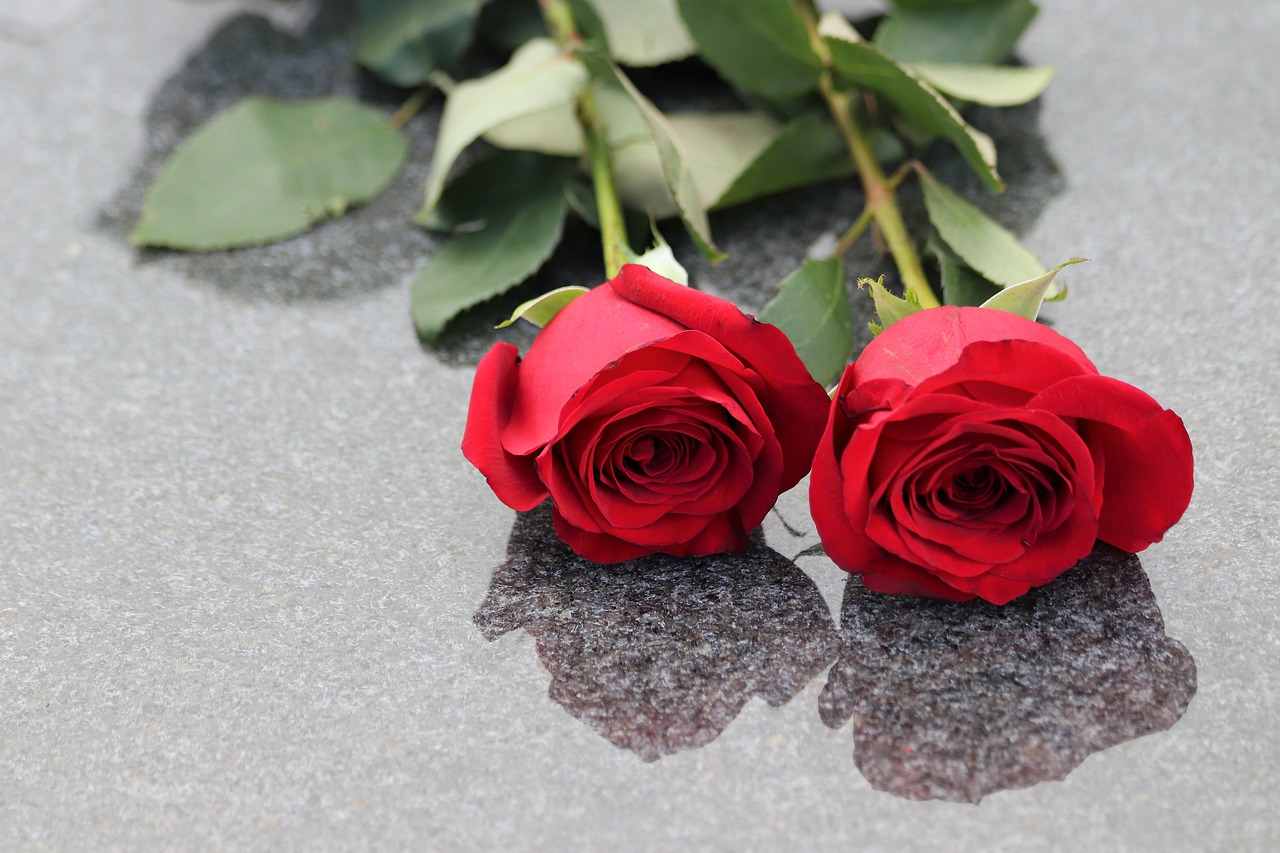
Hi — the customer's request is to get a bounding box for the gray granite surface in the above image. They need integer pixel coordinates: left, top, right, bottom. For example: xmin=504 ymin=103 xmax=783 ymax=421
xmin=1 ymin=0 xmax=1277 ymax=849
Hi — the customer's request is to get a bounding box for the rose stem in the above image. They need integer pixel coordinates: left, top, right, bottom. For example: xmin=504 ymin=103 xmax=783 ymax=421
xmin=540 ymin=0 xmax=630 ymax=278
xmin=795 ymin=1 xmax=941 ymax=309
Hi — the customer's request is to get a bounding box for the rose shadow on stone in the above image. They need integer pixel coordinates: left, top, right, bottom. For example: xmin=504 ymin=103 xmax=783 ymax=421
xmin=99 ymin=3 xmax=1064 ymax=366
xmin=474 ymin=503 xmax=838 ymax=762
xmin=817 ymin=544 xmax=1196 ymax=803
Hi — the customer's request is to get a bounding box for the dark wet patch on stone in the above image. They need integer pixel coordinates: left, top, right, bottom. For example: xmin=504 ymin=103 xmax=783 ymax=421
xmin=818 ymin=544 xmax=1197 ymax=803
xmin=474 ymin=504 xmax=838 ymax=761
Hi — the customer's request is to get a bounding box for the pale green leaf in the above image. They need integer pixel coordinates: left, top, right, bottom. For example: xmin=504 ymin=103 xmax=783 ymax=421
xmin=585 ymin=56 xmax=724 ymax=261
xmin=419 ymin=39 xmax=588 ymax=219
xmin=716 ymin=112 xmax=854 ymax=209
xmin=876 ymin=0 xmax=1039 ymax=65
xmin=412 ymin=186 xmax=567 ymax=343
xmin=612 ymin=109 xmax=780 ymax=217
xmin=355 ymin=0 xmax=483 ymax=86
xmin=495 ymin=285 xmax=590 ymax=328
xmin=819 ymin=12 xmax=1002 ymax=190
xmin=131 ymin=97 xmax=406 ymax=250
xmin=910 ymin=62 xmax=1055 ymax=107
xmin=861 ymin=275 xmax=923 ymax=331
xmin=582 ymin=0 xmax=696 ymax=66
xmin=483 ymin=99 xmax=584 ymax=156
xmin=624 ymin=228 xmax=689 ymax=284
xmin=979 ymin=258 xmax=1083 ymax=319
xmin=919 ymin=170 xmax=1053 ymax=292
xmin=759 ymin=258 xmax=852 ymax=386
xmin=676 ymin=0 xmax=823 ymax=99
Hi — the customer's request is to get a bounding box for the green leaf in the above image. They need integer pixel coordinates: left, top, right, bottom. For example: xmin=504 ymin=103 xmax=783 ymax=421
xmin=585 ymin=55 xmax=724 ymax=261
xmin=819 ymin=12 xmax=1002 ymax=190
xmin=979 ymin=258 xmax=1083 ymax=319
xmin=612 ymin=109 xmax=781 ymax=217
xmin=354 ymin=0 xmax=484 ymax=86
xmin=759 ymin=258 xmax=852 ymax=386
xmin=581 ymin=0 xmax=696 ymax=66
xmin=624 ymin=228 xmax=689 ymax=284
xmin=910 ymin=62 xmax=1055 ymax=107
xmin=926 ymin=235 xmax=999 ymax=306
xmin=919 ymin=169 xmax=1052 ymax=292
xmin=861 ymin=275 xmax=923 ymax=331
xmin=131 ymin=97 xmax=407 ymax=251
xmin=876 ymin=0 xmax=1039 ymax=65
xmin=422 ymin=150 xmax=569 ymax=232
xmin=716 ymin=112 xmax=854 ymax=209
xmin=476 ymin=0 xmax=549 ymax=53
xmin=411 ymin=185 xmax=567 ymax=343
xmin=418 ymin=38 xmax=588 ymax=220
xmin=941 ymin=257 xmax=1000 ymax=306
xmin=495 ymin=285 xmax=590 ymax=328
xmin=676 ymin=0 xmax=823 ymax=100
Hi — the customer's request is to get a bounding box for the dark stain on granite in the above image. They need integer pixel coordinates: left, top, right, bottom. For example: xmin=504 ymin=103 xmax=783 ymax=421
xmin=474 ymin=504 xmax=839 ymax=761
xmin=818 ymin=544 xmax=1197 ymax=803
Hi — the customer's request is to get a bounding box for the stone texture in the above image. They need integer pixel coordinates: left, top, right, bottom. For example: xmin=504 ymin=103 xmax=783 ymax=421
xmin=819 ymin=545 xmax=1196 ymax=803
xmin=0 ymin=0 xmax=1277 ymax=849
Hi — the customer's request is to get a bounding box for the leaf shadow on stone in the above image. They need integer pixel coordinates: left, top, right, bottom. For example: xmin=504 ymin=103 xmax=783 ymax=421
xmin=817 ymin=544 xmax=1197 ymax=803
xmin=473 ymin=503 xmax=839 ymax=762
xmin=97 ymin=0 xmax=443 ymax=303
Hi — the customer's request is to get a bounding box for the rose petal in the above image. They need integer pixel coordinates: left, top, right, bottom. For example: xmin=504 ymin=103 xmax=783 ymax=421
xmin=503 ymin=283 xmax=685 ymax=456
xmin=461 ymin=343 xmax=548 ymax=511
xmin=854 ymin=306 xmax=1097 ymax=392
xmin=610 ymin=264 xmax=829 ymax=489
xmin=1031 ymin=374 xmax=1194 ymax=552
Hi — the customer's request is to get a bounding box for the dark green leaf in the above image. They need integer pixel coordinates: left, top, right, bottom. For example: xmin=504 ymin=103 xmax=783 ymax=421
xmin=581 ymin=0 xmax=696 ymax=66
xmin=131 ymin=98 xmax=406 ymax=251
xmin=941 ymin=257 xmax=1000 ymax=306
xmin=979 ymin=258 xmax=1083 ymax=319
xmin=422 ymin=150 xmax=570 ymax=232
xmin=419 ymin=38 xmax=588 ymax=219
xmin=355 ymin=0 xmax=484 ymax=86
xmin=676 ymin=0 xmax=823 ymax=99
xmin=927 ymin=235 xmax=1000 ymax=306
xmin=820 ymin=12 xmax=1002 ymax=190
xmin=476 ymin=0 xmax=549 ymax=53
xmin=585 ymin=55 xmax=724 ymax=261
xmin=911 ymin=62 xmax=1055 ymax=107
xmin=876 ymin=0 xmax=1039 ymax=65
xmin=412 ymin=185 xmax=567 ymax=343
xmin=495 ymin=285 xmax=589 ymax=328
xmin=920 ymin=169 xmax=1050 ymax=289
xmin=716 ymin=112 xmax=854 ymax=209
xmin=759 ymin=258 xmax=852 ymax=386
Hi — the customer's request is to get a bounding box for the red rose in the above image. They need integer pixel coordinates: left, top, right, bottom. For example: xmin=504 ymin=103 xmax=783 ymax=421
xmin=463 ymin=264 xmax=830 ymax=562
xmin=811 ymin=306 xmax=1193 ymax=604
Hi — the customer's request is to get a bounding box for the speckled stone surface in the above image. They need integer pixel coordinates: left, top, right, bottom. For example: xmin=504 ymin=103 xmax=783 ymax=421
xmin=1 ymin=0 xmax=1277 ymax=849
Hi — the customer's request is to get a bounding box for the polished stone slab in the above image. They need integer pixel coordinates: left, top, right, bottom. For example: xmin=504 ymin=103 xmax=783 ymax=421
xmin=1 ymin=0 xmax=1276 ymax=849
